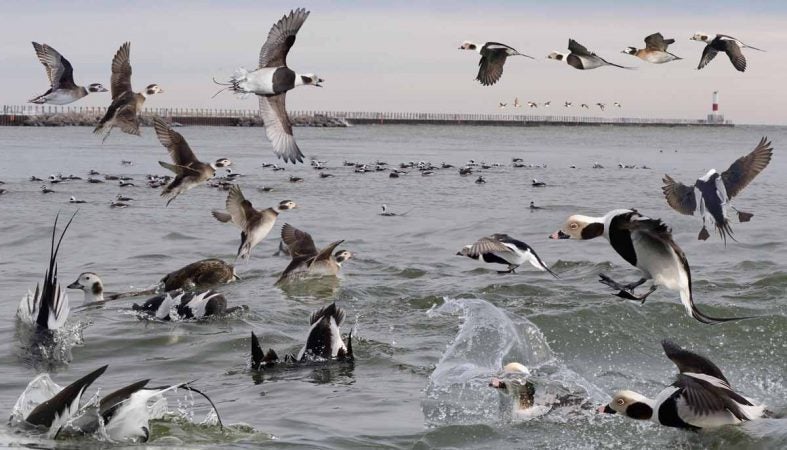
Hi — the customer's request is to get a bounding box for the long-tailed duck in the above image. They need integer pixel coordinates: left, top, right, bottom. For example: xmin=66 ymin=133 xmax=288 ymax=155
xmin=662 ymin=137 xmax=772 ymax=242
xmin=601 ymin=340 xmax=765 ymax=429
xmin=457 ymin=233 xmax=558 ymax=276
xmin=275 ymin=223 xmax=352 ymax=284
xmin=622 ymin=33 xmax=682 ymax=64
xmin=549 ymin=39 xmax=631 ymax=70
xmin=94 ymin=42 xmax=162 ymax=141
xmin=459 ymin=41 xmax=534 ymax=86
xmin=691 ymin=32 xmax=764 ymax=72
xmin=160 ymin=258 xmax=239 ymax=291
xmin=29 ymin=42 xmax=108 ymax=105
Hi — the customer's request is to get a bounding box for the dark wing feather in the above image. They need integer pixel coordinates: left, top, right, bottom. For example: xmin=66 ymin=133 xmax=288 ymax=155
xmin=259 ymin=93 xmax=304 ymax=163
xmin=25 ymin=366 xmax=107 ymax=427
xmin=568 ymin=39 xmax=593 ymax=56
xmin=110 ymin=42 xmax=132 ymax=100
xmin=476 ymin=50 xmax=507 ymax=86
xmin=674 ymin=374 xmax=752 ymax=421
xmin=153 ymin=117 xmax=198 ymax=166
xmin=662 ymin=340 xmax=729 ymax=383
xmin=467 ymin=236 xmax=511 ymax=256
xmin=258 ymin=8 xmax=310 ymax=68
xmin=644 ymin=33 xmax=672 ymax=51
xmin=308 ymin=302 xmax=345 ymax=327
xmin=313 ymin=240 xmax=344 ymax=263
xmin=721 ymin=40 xmax=747 ymax=72
xmin=250 ymin=332 xmax=264 ymax=370
xmin=721 ymin=137 xmax=772 ymax=198
xmin=697 ymin=45 xmax=718 ymax=70
xmin=32 ymin=43 xmax=76 ymax=89
xmin=662 ymin=175 xmax=697 ymax=215
xmin=281 ymin=223 xmax=317 ymax=257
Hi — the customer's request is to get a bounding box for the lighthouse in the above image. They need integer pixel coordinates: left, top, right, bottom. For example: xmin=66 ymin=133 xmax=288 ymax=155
xmin=708 ymin=91 xmax=724 ymax=124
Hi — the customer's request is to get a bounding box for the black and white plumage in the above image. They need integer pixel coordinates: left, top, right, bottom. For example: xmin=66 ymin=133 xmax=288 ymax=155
xmin=550 ymin=209 xmax=751 ymax=324
xmin=662 ymin=137 xmax=773 ymax=242
xmin=276 ymin=224 xmax=352 ymax=284
xmin=691 ymin=32 xmax=765 ymax=72
xmin=459 ymin=41 xmax=534 ymax=86
xmin=622 ymin=33 xmax=682 ymax=64
xmin=457 ymin=233 xmax=558 ymax=276
xmin=154 ymin=117 xmax=227 ymax=206
xmin=16 ymin=212 xmax=76 ymax=331
xmin=602 ymin=340 xmax=765 ymax=429
xmin=218 ymin=9 xmax=321 ymax=163
xmin=132 ymin=289 xmax=244 ymax=321
xmin=29 ymin=42 xmax=108 ymax=105
xmin=94 ymin=43 xmax=162 ymax=141
xmin=549 ymin=39 xmax=631 ymax=70
xmin=160 ymin=258 xmax=239 ymax=292
xmin=212 ymin=185 xmax=296 ymax=260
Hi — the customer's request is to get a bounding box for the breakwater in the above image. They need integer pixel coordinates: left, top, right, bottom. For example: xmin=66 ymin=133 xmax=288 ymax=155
xmin=0 ymin=105 xmax=731 ymax=127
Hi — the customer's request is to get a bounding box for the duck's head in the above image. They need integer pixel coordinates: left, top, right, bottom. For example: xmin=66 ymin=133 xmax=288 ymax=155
xmin=298 ymin=74 xmax=324 ymax=87
xmin=214 ymin=158 xmax=232 ymax=168
xmin=621 ymin=47 xmax=637 ymax=55
xmin=691 ymin=32 xmax=710 ymax=42
xmin=68 ymin=272 xmax=104 ymax=296
xmin=145 ymin=84 xmax=164 ymax=95
xmin=88 ymin=83 xmax=108 ymax=93
xmin=599 ymin=390 xmax=654 ymax=420
xmin=550 ymin=214 xmax=604 ymax=240
xmin=458 ymin=41 xmax=478 ymax=51
xmin=490 ymin=362 xmax=534 ymax=406
xmin=334 ymin=249 xmax=352 ymax=265
xmin=547 ymin=51 xmax=566 ymax=61
xmin=278 ymin=200 xmax=297 ymax=210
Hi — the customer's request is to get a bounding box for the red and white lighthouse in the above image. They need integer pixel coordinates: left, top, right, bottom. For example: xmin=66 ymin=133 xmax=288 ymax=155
xmin=712 ymin=91 xmax=719 ymax=112
xmin=708 ymin=91 xmax=724 ymax=124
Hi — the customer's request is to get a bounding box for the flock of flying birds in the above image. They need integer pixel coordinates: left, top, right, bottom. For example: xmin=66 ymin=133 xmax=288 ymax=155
xmin=6 ymin=6 xmax=779 ymax=443
xmin=497 ymin=98 xmax=622 ymax=111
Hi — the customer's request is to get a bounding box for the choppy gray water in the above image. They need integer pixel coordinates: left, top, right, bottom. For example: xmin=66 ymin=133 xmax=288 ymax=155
xmin=0 ymin=124 xmax=785 ymax=449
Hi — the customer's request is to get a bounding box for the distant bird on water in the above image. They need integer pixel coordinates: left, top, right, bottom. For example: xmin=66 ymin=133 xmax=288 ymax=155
xmin=661 ymin=137 xmax=773 ymax=242
xmin=459 ymin=41 xmax=534 ymax=86
xmin=94 ymin=42 xmax=162 ymax=141
xmin=549 ymin=39 xmax=631 ymax=70
xmin=622 ymin=33 xmax=682 ymax=64
xmin=153 ymin=117 xmax=229 ymax=206
xmin=29 ymin=42 xmax=108 ymax=105
xmin=217 ymin=9 xmax=322 ymax=163
xmin=691 ymin=32 xmax=764 ymax=72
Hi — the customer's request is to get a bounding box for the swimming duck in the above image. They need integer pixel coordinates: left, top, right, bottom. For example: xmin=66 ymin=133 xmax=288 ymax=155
xmin=160 ymin=258 xmax=239 ymax=291
xmin=132 ymin=289 xmax=244 ymax=321
xmin=275 ymin=224 xmax=352 ymax=284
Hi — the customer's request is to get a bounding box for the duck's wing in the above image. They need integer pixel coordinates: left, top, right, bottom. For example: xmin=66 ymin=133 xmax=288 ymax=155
xmin=662 ymin=339 xmax=729 ymax=383
xmin=466 ymin=235 xmax=512 ymax=256
xmin=673 ymin=373 xmax=754 ymax=424
xmin=720 ymin=39 xmax=747 ymax=72
xmin=153 ymin=117 xmax=200 ymax=167
xmin=281 ymin=223 xmax=317 ymax=258
xmin=568 ymin=39 xmax=593 ymax=56
xmin=99 ymin=379 xmax=150 ymax=423
xmin=721 ymin=137 xmax=773 ymax=199
xmin=258 ymin=8 xmax=310 ymax=68
xmin=661 ymin=175 xmax=697 ymax=215
xmin=697 ymin=44 xmax=718 ymax=70
xmin=644 ymin=32 xmax=673 ymax=51
xmin=225 ymin=185 xmax=256 ymax=229
xmin=110 ymin=42 xmax=133 ymax=100
xmin=32 ymin=43 xmax=76 ymax=89
xmin=477 ymin=43 xmax=516 ymax=86
xmin=259 ymin=93 xmax=304 ymax=163
xmin=25 ymin=365 xmax=107 ymax=429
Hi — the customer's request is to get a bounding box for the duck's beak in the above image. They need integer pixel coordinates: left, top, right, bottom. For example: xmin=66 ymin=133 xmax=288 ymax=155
xmin=549 ymin=230 xmax=570 ymax=240
xmin=315 ymin=78 xmax=324 ymax=87
xmin=598 ymin=404 xmax=616 ymax=414
xmin=67 ymin=280 xmax=82 ymax=289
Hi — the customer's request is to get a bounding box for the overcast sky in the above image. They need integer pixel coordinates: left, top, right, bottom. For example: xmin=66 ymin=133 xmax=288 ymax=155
xmin=2 ymin=1 xmax=786 ymax=124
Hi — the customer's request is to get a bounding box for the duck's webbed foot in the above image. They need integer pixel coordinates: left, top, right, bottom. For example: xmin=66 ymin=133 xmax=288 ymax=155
xmin=497 ymin=265 xmax=517 ymax=274
xmin=698 ymin=226 xmax=710 ymax=241
xmin=599 ymin=274 xmax=656 ymax=303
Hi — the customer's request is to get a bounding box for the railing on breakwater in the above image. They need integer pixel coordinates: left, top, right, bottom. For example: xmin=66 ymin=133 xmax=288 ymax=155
xmin=0 ymin=105 xmax=732 ymax=127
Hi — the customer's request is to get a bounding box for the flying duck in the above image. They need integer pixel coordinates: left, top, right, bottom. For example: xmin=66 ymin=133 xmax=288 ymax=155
xmin=29 ymin=42 xmax=108 ymax=105
xmin=160 ymin=258 xmax=239 ymax=291
xmin=153 ymin=117 xmax=228 ymax=206
xmin=211 ymin=185 xmax=296 ymax=260
xmin=622 ymin=33 xmax=682 ymax=64
xmin=131 ymin=289 xmax=245 ymax=321
xmin=548 ymin=39 xmax=631 ymax=70
xmin=597 ymin=102 xmax=606 ymax=111
xmin=275 ymin=223 xmax=352 ymax=284
xmin=549 ymin=209 xmax=752 ymax=324
xmin=601 ymin=340 xmax=765 ymax=429
xmin=217 ymin=9 xmax=321 ymax=163
xmin=662 ymin=137 xmax=773 ymax=242
xmin=564 ymin=101 xmax=572 ymax=108
xmin=16 ymin=212 xmax=76 ymax=331
xmin=459 ymin=41 xmax=534 ymax=86
xmin=498 ymin=102 xmax=507 ymax=109
xmin=691 ymin=32 xmax=765 ymax=72
xmin=94 ymin=42 xmax=163 ymax=141
xmin=457 ymin=233 xmax=558 ymax=276
xmin=513 ymin=97 xmax=521 ymax=108
xmin=250 ymin=302 xmax=353 ymax=369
